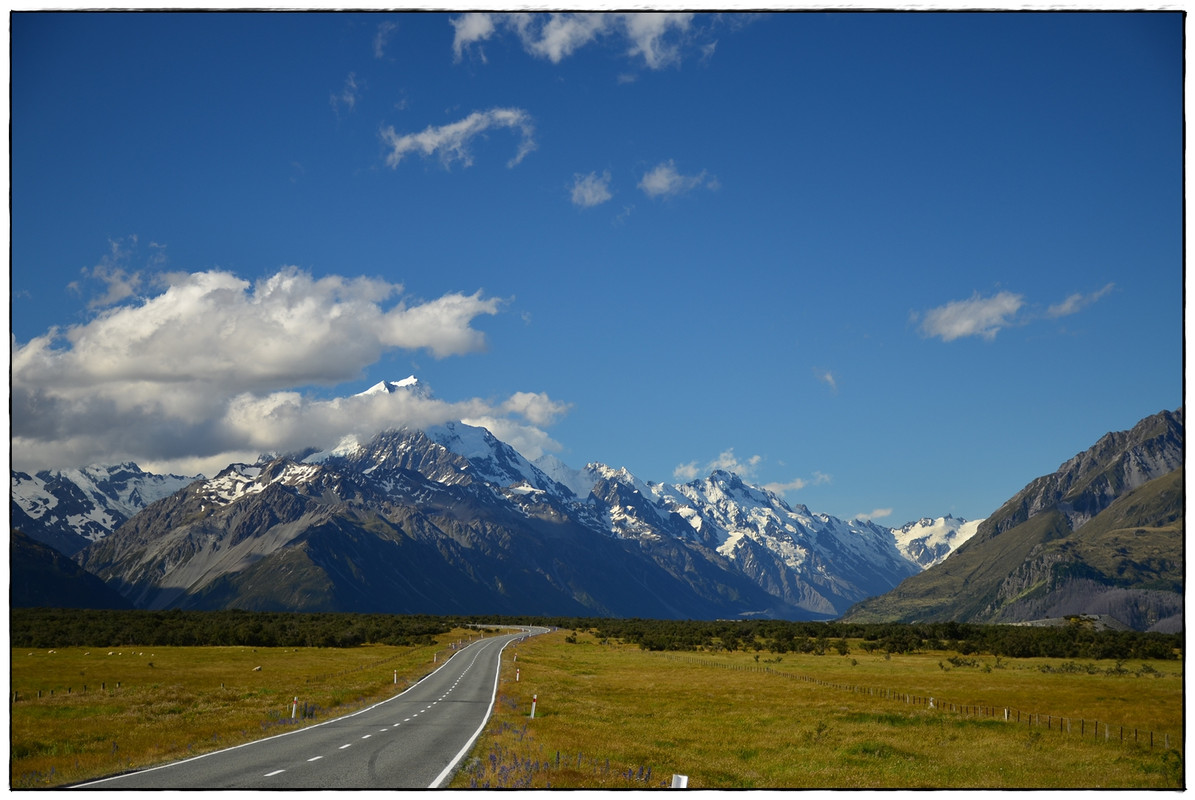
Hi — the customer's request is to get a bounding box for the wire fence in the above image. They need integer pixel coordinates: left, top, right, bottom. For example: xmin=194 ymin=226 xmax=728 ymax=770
xmin=657 ymin=653 xmax=1181 ymax=752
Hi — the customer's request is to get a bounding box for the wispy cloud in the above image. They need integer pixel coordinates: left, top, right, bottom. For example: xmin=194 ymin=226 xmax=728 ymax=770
xmin=11 ymin=266 xmax=572 ymax=475
xmin=452 ymin=12 xmax=706 ymax=70
xmin=570 ymin=170 xmax=613 ymax=207
xmin=380 ymin=108 xmax=536 ymax=170
xmin=66 ymin=235 xmax=157 ymax=309
xmin=916 ymin=290 xmax=1025 ymax=342
xmin=762 ymin=477 xmax=808 ymax=494
xmin=638 ymin=160 xmax=717 ymax=199
xmin=331 ymin=72 xmax=359 ymax=116
xmin=1047 ymin=282 xmax=1115 ymax=318
xmin=815 ymin=369 xmax=838 ymax=393
xmin=855 ymin=508 xmax=893 ymax=522
xmin=763 ymin=470 xmax=830 ymax=497
xmin=373 ymin=21 xmax=398 ymax=59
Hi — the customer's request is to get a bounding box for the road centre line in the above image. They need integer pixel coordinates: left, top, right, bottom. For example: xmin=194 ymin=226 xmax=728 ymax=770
xmin=264 ymin=770 xmax=285 ymax=777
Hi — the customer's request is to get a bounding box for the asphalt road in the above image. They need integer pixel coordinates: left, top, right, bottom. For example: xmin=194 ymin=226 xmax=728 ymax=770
xmin=74 ymin=629 xmax=541 ymax=789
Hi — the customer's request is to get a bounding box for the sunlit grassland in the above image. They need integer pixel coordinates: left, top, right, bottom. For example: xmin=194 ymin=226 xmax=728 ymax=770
xmin=9 ymin=630 xmax=479 ymax=788
xmin=454 ymin=630 xmax=1183 ymax=789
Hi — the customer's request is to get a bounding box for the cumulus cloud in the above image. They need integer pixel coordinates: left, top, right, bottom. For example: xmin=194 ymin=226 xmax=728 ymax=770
xmin=380 ymin=108 xmax=536 ymax=170
xmin=916 ymin=290 xmax=1025 ymax=342
xmin=570 ymin=170 xmax=613 ymax=207
xmin=638 ymin=160 xmax=717 ymax=199
xmin=1047 ymin=282 xmax=1115 ymax=318
xmin=452 ymin=12 xmax=703 ymax=70
xmin=11 ymin=267 xmax=571 ymax=475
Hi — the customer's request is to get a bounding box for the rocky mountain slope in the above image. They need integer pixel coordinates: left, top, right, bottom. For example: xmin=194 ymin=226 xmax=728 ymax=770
xmin=11 ymin=463 xmax=195 ymax=555
xmin=842 ymin=409 xmax=1183 ymax=631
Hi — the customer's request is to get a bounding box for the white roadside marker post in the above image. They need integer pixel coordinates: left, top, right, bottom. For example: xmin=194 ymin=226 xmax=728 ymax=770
xmin=516 ymin=668 xmax=520 ymax=682
xmin=394 ymin=670 xmax=398 ymax=685
xmin=292 ymin=697 xmax=298 ymax=719
xmin=531 ymin=693 xmax=537 ymax=719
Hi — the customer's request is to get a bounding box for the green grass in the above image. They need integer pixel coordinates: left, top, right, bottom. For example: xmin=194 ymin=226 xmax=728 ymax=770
xmin=452 ymin=630 xmax=1183 ymax=788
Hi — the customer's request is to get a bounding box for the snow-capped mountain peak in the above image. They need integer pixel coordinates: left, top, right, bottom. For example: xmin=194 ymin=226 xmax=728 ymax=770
xmin=356 ymin=375 xmax=431 ymax=399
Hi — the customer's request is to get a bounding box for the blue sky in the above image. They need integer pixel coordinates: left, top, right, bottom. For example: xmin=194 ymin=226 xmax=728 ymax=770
xmin=11 ymin=11 xmax=1184 ymax=526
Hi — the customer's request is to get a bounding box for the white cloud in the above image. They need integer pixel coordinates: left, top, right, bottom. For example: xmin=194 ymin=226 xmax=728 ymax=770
xmin=764 ymin=470 xmax=829 ymax=497
xmin=381 ymin=108 xmax=536 ymax=170
xmin=10 ymin=267 xmax=569 ymax=475
xmin=762 ymin=478 xmax=807 ymax=494
xmin=856 ymin=508 xmax=893 ymax=522
xmin=815 ymin=369 xmax=838 ymax=393
xmin=623 ymin=12 xmax=693 ymax=69
xmin=499 ymin=391 xmax=572 ymax=426
xmin=916 ymin=290 xmax=1024 ymax=342
xmin=451 ymin=12 xmax=497 ymax=62
xmin=1047 ymin=282 xmax=1115 ymax=318
xmin=674 ymin=448 xmax=761 ymax=481
xmin=638 ymin=160 xmax=716 ymax=199
xmin=570 ymin=170 xmax=613 ymax=207
xmin=452 ymin=12 xmax=702 ymax=70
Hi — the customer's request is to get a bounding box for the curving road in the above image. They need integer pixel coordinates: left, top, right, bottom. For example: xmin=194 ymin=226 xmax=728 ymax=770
xmin=74 ymin=628 xmax=542 ymax=789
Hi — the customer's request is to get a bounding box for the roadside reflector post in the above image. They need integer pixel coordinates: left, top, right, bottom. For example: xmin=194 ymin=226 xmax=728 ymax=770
xmin=671 ymin=774 xmax=689 ymax=788
xmin=394 ymin=670 xmax=398 ymax=685
xmin=531 ymin=693 xmax=537 ymax=719
xmin=292 ymin=697 xmax=298 ymax=719
xmin=516 ymin=668 xmax=520 ymax=682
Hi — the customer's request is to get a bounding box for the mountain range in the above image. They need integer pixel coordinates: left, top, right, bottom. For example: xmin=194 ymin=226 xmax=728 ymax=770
xmin=13 ymin=379 xmax=976 ymax=620
xmin=10 ymin=378 xmax=1181 ymax=630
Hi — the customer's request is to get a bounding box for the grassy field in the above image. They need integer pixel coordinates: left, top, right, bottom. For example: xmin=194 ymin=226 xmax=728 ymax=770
xmin=10 ymin=627 xmax=1184 ymax=789
xmin=9 ymin=630 xmax=481 ymax=788
xmin=452 ymin=629 xmax=1184 ymax=789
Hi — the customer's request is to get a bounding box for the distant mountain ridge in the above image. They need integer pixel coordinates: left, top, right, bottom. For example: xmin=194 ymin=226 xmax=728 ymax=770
xmin=843 ymin=409 xmax=1183 ymax=631
xmin=40 ymin=380 xmax=981 ymax=619
xmin=23 ymin=380 xmax=1175 ymax=628
xmin=10 ymin=463 xmax=196 ymax=555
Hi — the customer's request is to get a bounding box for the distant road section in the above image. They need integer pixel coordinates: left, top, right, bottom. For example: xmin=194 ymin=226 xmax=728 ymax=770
xmin=74 ymin=628 xmax=543 ymax=789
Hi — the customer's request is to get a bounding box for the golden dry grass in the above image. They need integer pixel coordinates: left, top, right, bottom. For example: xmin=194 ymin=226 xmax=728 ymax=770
xmin=452 ymin=630 xmax=1183 ymax=789
xmin=9 ymin=631 xmax=480 ymax=788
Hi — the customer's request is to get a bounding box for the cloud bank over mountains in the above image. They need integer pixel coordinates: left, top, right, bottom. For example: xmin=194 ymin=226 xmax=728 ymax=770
xmin=11 ymin=267 xmax=568 ymax=476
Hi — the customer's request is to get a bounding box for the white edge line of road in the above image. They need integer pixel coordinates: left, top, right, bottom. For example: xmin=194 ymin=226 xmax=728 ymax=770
xmin=428 ymin=628 xmax=544 ymax=789
xmin=70 ymin=630 xmax=533 ymax=788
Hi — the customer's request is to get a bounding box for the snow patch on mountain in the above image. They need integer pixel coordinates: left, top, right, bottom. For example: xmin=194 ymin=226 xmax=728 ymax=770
xmin=891 ymin=515 xmax=983 ymax=568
